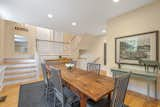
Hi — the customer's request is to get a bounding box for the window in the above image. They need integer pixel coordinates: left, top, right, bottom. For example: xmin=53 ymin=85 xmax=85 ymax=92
xmin=14 ymin=35 xmax=28 ymax=53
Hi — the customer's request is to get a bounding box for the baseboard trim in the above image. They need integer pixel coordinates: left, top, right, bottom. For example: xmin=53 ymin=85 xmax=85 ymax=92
xmin=127 ymin=90 xmax=158 ymax=101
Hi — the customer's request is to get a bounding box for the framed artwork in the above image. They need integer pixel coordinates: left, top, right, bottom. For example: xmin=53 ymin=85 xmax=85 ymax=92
xmin=115 ymin=31 xmax=159 ymax=65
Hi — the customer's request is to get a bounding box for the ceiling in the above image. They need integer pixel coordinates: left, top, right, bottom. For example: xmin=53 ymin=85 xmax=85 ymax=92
xmin=0 ymin=0 xmax=155 ymax=35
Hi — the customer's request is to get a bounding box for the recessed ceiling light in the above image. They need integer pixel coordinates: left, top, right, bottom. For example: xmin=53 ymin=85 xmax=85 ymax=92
xmin=113 ymin=0 xmax=119 ymax=3
xmin=102 ymin=29 xmax=106 ymax=33
xmin=72 ymin=22 xmax=77 ymax=26
xmin=48 ymin=14 xmax=53 ymax=18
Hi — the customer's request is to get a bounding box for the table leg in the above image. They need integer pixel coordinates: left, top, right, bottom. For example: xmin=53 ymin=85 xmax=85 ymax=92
xmin=80 ymin=93 xmax=87 ymax=107
xmin=113 ymin=72 xmax=115 ymax=79
xmin=108 ymin=92 xmax=111 ymax=106
xmin=155 ymin=79 xmax=157 ymax=99
xmin=147 ymin=80 xmax=150 ymax=100
xmin=0 ymin=95 xmax=7 ymax=102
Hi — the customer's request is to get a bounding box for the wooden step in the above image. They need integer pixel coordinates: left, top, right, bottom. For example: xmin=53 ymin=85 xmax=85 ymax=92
xmin=5 ymin=67 xmax=37 ymax=72
xmin=4 ymin=72 xmax=36 ymax=80
xmin=3 ymin=57 xmax=39 ymax=86
xmin=4 ymin=59 xmax=36 ymax=64
xmin=4 ymin=72 xmax=37 ymax=85
xmin=4 ymin=57 xmax=36 ymax=64
xmin=3 ymin=61 xmax=36 ymax=64
xmin=4 ymin=56 xmax=34 ymax=60
xmin=6 ymin=64 xmax=37 ymax=69
xmin=4 ymin=77 xmax=37 ymax=86
xmin=5 ymin=68 xmax=37 ymax=75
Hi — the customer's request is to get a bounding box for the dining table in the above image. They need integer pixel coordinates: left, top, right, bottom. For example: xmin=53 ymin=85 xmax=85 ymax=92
xmin=47 ymin=64 xmax=114 ymax=107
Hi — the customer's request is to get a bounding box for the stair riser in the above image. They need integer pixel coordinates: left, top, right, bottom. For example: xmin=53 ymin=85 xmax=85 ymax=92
xmin=5 ymin=70 xmax=36 ymax=76
xmin=4 ymin=75 xmax=36 ymax=82
xmin=5 ymin=72 xmax=37 ymax=79
xmin=6 ymin=66 xmax=37 ymax=70
xmin=3 ymin=57 xmax=39 ymax=86
xmin=6 ymin=63 xmax=36 ymax=67
xmin=4 ymin=56 xmax=34 ymax=60
xmin=5 ymin=68 xmax=37 ymax=73
xmin=4 ymin=62 xmax=36 ymax=64
xmin=4 ymin=78 xmax=36 ymax=86
xmin=5 ymin=59 xmax=35 ymax=61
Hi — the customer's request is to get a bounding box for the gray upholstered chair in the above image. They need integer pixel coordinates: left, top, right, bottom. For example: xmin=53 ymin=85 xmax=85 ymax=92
xmin=70 ymin=61 xmax=77 ymax=67
xmin=47 ymin=61 xmax=60 ymax=67
xmin=41 ymin=63 xmax=54 ymax=98
xmin=87 ymin=73 xmax=131 ymax=107
xmin=87 ymin=63 xmax=101 ymax=75
xmin=49 ymin=67 xmax=80 ymax=107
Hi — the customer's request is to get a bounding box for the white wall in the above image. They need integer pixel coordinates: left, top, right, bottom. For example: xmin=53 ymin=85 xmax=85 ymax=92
xmin=1 ymin=20 xmax=37 ymax=58
xmin=0 ymin=19 xmax=5 ymax=63
xmin=105 ymin=1 xmax=160 ymax=98
xmin=36 ymin=27 xmax=53 ymax=40
xmin=76 ymin=1 xmax=160 ymax=99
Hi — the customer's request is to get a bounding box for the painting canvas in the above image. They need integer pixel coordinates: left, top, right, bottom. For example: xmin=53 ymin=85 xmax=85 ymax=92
xmin=115 ymin=31 xmax=158 ymax=65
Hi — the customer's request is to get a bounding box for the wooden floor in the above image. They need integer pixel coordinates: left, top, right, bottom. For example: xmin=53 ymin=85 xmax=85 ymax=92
xmin=0 ymin=74 xmax=160 ymax=107
xmin=0 ymin=82 xmax=159 ymax=107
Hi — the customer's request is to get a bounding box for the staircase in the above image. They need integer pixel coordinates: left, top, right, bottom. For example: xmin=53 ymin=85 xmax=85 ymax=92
xmin=3 ymin=57 xmax=39 ymax=86
xmin=70 ymin=36 xmax=82 ymax=58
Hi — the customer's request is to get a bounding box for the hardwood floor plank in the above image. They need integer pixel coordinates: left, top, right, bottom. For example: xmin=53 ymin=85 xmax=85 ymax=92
xmin=0 ymin=80 xmax=159 ymax=107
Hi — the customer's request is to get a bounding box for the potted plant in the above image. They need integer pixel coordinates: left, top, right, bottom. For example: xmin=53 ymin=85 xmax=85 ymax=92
xmin=65 ymin=63 xmax=74 ymax=71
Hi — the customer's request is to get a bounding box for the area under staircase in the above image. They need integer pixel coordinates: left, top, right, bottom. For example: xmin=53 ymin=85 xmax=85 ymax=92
xmin=3 ymin=57 xmax=39 ymax=86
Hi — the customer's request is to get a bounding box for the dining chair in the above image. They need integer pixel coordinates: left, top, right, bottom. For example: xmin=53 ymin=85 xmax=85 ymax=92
xmin=87 ymin=63 xmax=101 ymax=75
xmin=87 ymin=72 xmax=131 ymax=107
xmin=70 ymin=61 xmax=77 ymax=67
xmin=47 ymin=61 xmax=60 ymax=67
xmin=41 ymin=63 xmax=54 ymax=98
xmin=49 ymin=67 xmax=80 ymax=107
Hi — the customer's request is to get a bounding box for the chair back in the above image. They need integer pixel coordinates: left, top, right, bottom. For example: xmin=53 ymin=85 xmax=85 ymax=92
xmin=87 ymin=63 xmax=101 ymax=75
xmin=70 ymin=61 xmax=77 ymax=67
xmin=50 ymin=67 xmax=64 ymax=105
xmin=111 ymin=73 xmax=131 ymax=107
xmin=47 ymin=61 xmax=60 ymax=67
xmin=41 ymin=63 xmax=49 ymax=87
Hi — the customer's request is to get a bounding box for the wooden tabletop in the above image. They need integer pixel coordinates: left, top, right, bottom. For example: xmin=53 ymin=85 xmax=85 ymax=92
xmin=54 ymin=65 xmax=114 ymax=102
xmin=46 ymin=58 xmax=72 ymax=64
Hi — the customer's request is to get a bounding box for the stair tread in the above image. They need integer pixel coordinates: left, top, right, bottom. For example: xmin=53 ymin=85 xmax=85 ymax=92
xmin=5 ymin=63 xmax=36 ymax=66
xmin=6 ymin=66 xmax=37 ymax=68
xmin=4 ymin=60 xmax=36 ymax=65
xmin=5 ymin=67 xmax=37 ymax=72
xmin=3 ymin=62 xmax=36 ymax=64
xmin=3 ymin=57 xmax=38 ymax=86
xmin=5 ymin=70 xmax=36 ymax=75
xmin=6 ymin=64 xmax=37 ymax=69
xmin=4 ymin=77 xmax=37 ymax=86
xmin=4 ymin=72 xmax=37 ymax=79
xmin=4 ymin=57 xmax=34 ymax=60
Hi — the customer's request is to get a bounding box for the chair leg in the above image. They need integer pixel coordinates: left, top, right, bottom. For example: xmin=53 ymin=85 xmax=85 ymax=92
xmin=46 ymin=89 xmax=50 ymax=101
xmin=53 ymin=95 xmax=56 ymax=107
xmin=44 ymin=87 xmax=50 ymax=101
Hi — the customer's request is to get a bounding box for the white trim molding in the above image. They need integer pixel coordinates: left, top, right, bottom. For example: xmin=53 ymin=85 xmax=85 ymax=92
xmin=0 ymin=58 xmax=4 ymax=64
xmin=0 ymin=66 xmax=6 ymax=91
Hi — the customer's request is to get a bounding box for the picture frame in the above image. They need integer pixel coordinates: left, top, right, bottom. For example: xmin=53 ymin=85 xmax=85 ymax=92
xmin=115 ymin=31 xmax=159 ymax=65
